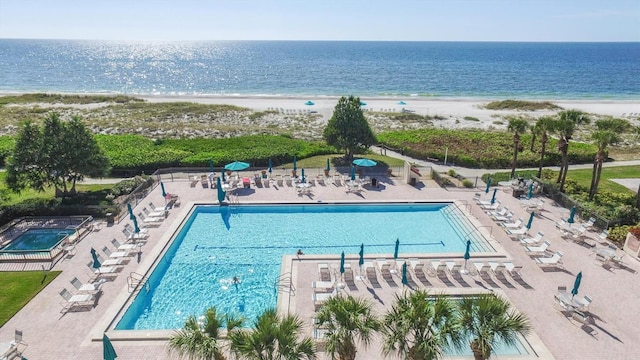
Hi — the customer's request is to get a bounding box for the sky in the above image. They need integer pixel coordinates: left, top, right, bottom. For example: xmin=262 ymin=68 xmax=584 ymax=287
xmin=0 ymin=0 xmax=638 ymax=42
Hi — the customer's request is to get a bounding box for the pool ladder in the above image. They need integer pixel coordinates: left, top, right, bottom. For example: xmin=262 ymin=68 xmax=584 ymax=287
xmin=273 ymin=272 xmax=296 ymax=295
xmin=128 ymin=272 xmax=149 ymax=294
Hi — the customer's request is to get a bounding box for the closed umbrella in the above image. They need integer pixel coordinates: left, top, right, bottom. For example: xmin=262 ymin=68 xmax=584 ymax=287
xmin=485 ymin=177 xmax=492 ymax=193
xmin=350 ymin=166 xmax=356 ymax=181
xmin=160 ymin=182 xmax=166 ymax=198
xmin=571 ymin=271 xmax=582 ymax=298
xmin=490 ymin=188 xmax=497 ymax=205
xmin=127 ymin=203 xmax=135 ymax=220
xmin=526 ymin=211 xmax=535 ymax=229
xmin=352 ymin=158 xmax=377 ymax=167
xmin=209 ymin=159 xmax=214 ymax=173
xmin=527 ymin=183 xmax=534 ymax=199
xmin=568 ymin=206 xmax=576 ymax=224
xmin=462 ymin=240 xmax=471 ymax=274
xmin=326 ymin=158 xmax=331 ymax=172
xmin=103 ymin=334 xmax=118 ymax=360
xmin=301 ymin=168 xmax=305 ymax=183
xmin=293 ymin=156 xmax=297 ymax=172
xmin=268 ymin=159 xmax=273 ymax=174
xmin=132 ymin=216 xmax=140 ymax=234
xmin=393 ymin=238 xmax=400 ymax=259
xmin=217 ymin=177 xmax=225 ymax=203
xmin=339 ymin=251 xmax=345 ymax=278
xmin=401 ymin=262 xmax=408 ymax=286
xmin=222 ymin=170 xmax=226 ymax=182
xmin=358 ymin=244 xmax=364 ymax=267
xmin=90 ymin=248 xmax=101 ymax=269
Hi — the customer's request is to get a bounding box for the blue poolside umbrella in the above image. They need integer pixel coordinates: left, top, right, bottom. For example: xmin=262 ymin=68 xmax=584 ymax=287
xmin=209 ymin=159 xmax=214 ymax=173
xmin=217 ymin=177 xmax=225 ymax=203
xmin=352 ymin=158 xmax=377 ymax=167
xmin=305 ymin=100 xmax=315 ymax=106
xmin=224 ymin=161 xmax=250 ymax=172
xmin=339 ymin=251 xmax=345 ymax=275
xmin=326 ymin=158 xmax=331 ymax=172
xmin=132 ymin=216 xmax=140 ymax=234
xmin=568 ymin=206 xmax=576 ymax=224
xmin=490 ymin=188 xmax=497 ymax=205
xmin=485 ymin=177 xmax=492 ymax=194
xmin=401 ymin=262 xmax=408 ymax=286
xmin=127 ymin=203 xmax=135 ymax=220
xmin=393 ymin=238 xmax=400 ymax=259
xmin=293 ymin=156 xmax=297 ymax=172
xmin=526 ymin=211 xmax=535 ymax=229
xmin=90 ymin=248 xmax=101 ymax=269
xmin=301 ymin=168 xmax=306 ymax=183
xmin=398 ymin=101 xmax=407 ymax=105
xmin=268 ymin=159 xmax=273 ymax=174
xmin=571 ymin=271 xmax=582 ymax=298
xmin=160 ymin=181 xmax=166 ymax=198
xmin=103 ymin=334 xmax=117 ymax=360
xmin=350 ymin=166 xmax=356 ymax=181
xmin=359 ymin=244 xmax=364 ymax=267
xmin=527 ymin=183 xmax=534 ymax=199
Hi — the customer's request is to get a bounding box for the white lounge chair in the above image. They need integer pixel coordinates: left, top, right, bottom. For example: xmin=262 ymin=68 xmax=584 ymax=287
xmin=318 ymin=263 xmax=331 ymax=282
xmin=111 ymin=238 xmax=137 ymax=251
xmin=501 ymin=218 xmax=523 ymax=229
xmin=501 ymin=261 xmax=523 ymax=278
xmin=70 ymin=277 xmax=103 ymax=293
xmin=431 ymin=260 xmax=447 ymax=277
xmin=487 ymin=206 xmax=509 ymax=217
xmin=148 ymin=201 xmax=167 ymax=212
xmin=480 ymin=201 xmax=501 ymax=210
xmin=138 ymin=212 xmax=163 ymax=225
xmin=122 ymin=227 xmax=149 ymax=241
xmin=312 ymin=288 xmax=338 ymax=308
xmin=102 ymin=246 xmax=132 ymax=258
xmin=506 ymin=226 xmax=529 ymax=236
xmin=143 ymin=207 xmax=166 ymax=218
xmin=525 ymin=240 xmax=550 ymax=255
xmin=409 ymin=258 xmax=423 ymax=272
xmin=445 ymin=260 xmax=462 ymax=276
xmin=493 ymin=212 xmax=515 ymax=222
xmin=59 ymin=288 xmax=96 ymax=313
xmin=535 ymin=251 xmax=563 ymax=267
xmin=311 ymin=280 xmax=334 ymax=292
xmin=520 ymin=231 xmax=544 ymax=245
xmin=574 ymin=295 xmax=593 ymax=312
xmin=96 ymin=253 xmax=126 ymax=266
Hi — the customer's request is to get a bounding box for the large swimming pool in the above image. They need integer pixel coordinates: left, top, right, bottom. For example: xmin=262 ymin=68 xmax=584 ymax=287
xmin=115 ymin=202 xmax=493 ymax=331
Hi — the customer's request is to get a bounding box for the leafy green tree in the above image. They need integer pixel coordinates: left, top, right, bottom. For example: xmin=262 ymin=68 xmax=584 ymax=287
xmin=228 ymin=308 xmax=316 ymax=360
xmin=382 ymin=290 xmax=461 ymax=360
xmin=315 ymin=294 xmax=380 ymax=360
xmin=533 ymin=116 xmax=555 ymax=179
xmin=507 ymin=117 xmax=529 ymax=179
xmin=168 ymin=306 xmax=243 ymax=360
xmin=323 ymin=96 xmax=376 ymax=161
xmin=552 ymin=110 xmax=590 ymax=192
xmin=588 ymin=130 xmax=619 ymax=200
xmin=457 ymin=294 xmax=531 ymax=360
xmin=5 ymin=112 xmax=109 ymax=198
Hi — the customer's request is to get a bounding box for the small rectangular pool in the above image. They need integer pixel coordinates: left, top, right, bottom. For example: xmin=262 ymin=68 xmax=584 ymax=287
xmin=1 ymin=228 xmax=75 ymax=251
xmin=115 ymin=202 xmax=494 ymax=331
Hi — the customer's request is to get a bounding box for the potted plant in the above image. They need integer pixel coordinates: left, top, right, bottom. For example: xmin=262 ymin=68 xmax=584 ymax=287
xmin=623 ymin=225 xmax=640 ymax=258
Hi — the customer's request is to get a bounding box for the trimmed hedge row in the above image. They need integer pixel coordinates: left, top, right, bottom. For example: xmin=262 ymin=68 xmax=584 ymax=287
xmin=378 ymin=129 xmax=597 ymax=169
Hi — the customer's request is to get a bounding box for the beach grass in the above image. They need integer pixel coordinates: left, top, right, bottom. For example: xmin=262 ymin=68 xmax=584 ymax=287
xmin=0 ymin=271 xmax=61 ymax=327
xmin=0 ymin=93 xmax=142 ymax=105
xmin=484 ymin=100 xmax=562 ymax=111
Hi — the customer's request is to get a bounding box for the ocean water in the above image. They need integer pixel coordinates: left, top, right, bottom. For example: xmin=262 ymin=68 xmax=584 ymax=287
xmin=0 ymin=40 xmax=638 ymax=99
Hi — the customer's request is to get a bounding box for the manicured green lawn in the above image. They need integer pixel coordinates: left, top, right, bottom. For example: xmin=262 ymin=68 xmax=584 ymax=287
xmin=0 ymin=271 xmax=61 ymax=326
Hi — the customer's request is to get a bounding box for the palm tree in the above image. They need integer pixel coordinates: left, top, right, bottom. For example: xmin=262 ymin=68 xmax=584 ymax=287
xmin=228 ymin=308 xmax=316 ymax=360
xmin=553 ymin=110 xmax=590 ymax=192
xmin=533 ymin=116 xmax=554 ymax=179
xmin=168 ymin=306 xmax=243 ymax=360
xmin=381 ymin=290 xmax=461 ymax=360
xmin=588 ymin=130 xmax=619 ymax=200
xmin=458 ymin=294 xmax=530 ymax=360
xmin=507 ymin=117 xmax=530 ymax=179
xmin=315 ymin=294 xmax=380 ymax=360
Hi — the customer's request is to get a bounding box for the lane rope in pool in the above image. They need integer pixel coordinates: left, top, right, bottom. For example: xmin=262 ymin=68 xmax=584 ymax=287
xmin=193 ymin=241 xmax=446 ymax=251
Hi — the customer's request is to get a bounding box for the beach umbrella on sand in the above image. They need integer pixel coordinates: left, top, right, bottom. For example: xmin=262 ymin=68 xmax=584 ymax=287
xmin=160 ymin=182 xmax=166 ymax=198
xmin=360 ymin=101 xmax=367 ymax=106
xmin=132 ymin=216 xmax=140 ymax=234
xmin=326 ymin=158 xmax=331 ymax=172
xmin=571 ymin=271 xmax=582 ymax=298
xmin=568 ymin=206 xmax=576 ymax=224
xmin=485 ymin=178 xmax=492 ymax=193
xmin=127 ymin=203 xmax=135 ymax=220
xmin=359 ymin=244 xmax=364 ymax=267
xmin=293 ymin=156 xmax=297 ymax=172
xmin=103 ymin=334 xmax=118 ymax=360
xmin=268 ymin=159 xmax=273 ymax=174
xmin=217 ymin=177 xmax=225 ymax=203
xmin=401 ymin=262 xmax=408 ymax=286
xmin=350 ymin=166 xmax=356 ymax=181
xmin=90 ymin=248 xmax=101 ymax=269
xmin=527 ymin=183 xmax=534 ymax=199
xmin=305 ymin=100 xmax=315 ymax=106
xmin=393 ymin=238 xmax=400 ymax=259
xmin=301 ymin=168 xmax=306 ymax=183
xmin=398 ymin=101 xmax=407 ymax=105
xmin=490 ymin=188 xmax=497 ymax=205
xmin=526 ymin=211 xmax=535 ymax=229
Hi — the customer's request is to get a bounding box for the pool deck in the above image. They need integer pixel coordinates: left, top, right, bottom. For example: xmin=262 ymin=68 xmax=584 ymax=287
xmin=1 ymin=175 xmax=639 ymax=359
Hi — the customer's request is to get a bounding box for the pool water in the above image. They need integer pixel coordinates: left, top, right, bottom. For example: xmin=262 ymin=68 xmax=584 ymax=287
xmin=116 ymin=203 xmax=492 ymax=331
xmin=2 ymin=228 xmax=75 ymax=251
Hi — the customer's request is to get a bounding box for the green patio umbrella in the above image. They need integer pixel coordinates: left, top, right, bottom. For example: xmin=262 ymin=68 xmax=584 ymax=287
xmin=127 ymin=203 xmax=135 ymax=220
xmin=568 ymin=206 xmax=576 ymax=224
xmin=350 ymin=166 xmax=356 ymax=181
xmin=209 ymin=159 xmax=214 ymax=173
xmin=393 ymin=238 xmax=400 ymax=259
xmin=326 ymin=158 xmax=331 ymax=172
xmin=401 ymin=262 xmax=408 ymax=286
xmin=490 ymin=188 xmax=497 ymax=205
xmin=339 ymin=251 xmax=345 ymax=277
xmin=463 ymin=240 xmax=471 ymax=273
xmin=160 ymin=182 xmax=166 ymax=198
xmin=485 ymin=177 xmax=492 ymax=193
xmin=90 ymin=248 xmax=101 ymax=269
xmin=526 ymin=211 xmax=535 ymax=229
xmin=268 ymin=158 xmax=273 ymax=174
xmin=217 ymin=177 xmax=225 ymax=203
xmin=301 ymin=168 xmax=306 ymax=183
xmin=293 ymin=156 xmax=297 ymax=172
xmin=222 ymin=170 xmax=226 ymax=182
xmin=571 ymin=271 xmax=582 ymax=298
xmin=527 ymin=182 xmax=534 ymax=199
xmin=358 ymin=243 xmax=364 ymax=267
xmin=103 ymin=334 xmax=117 ymax=360
xmin=132 ymin=216 xmax=140 ymax=234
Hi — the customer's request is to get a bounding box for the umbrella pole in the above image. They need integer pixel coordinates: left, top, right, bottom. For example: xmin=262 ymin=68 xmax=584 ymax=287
xmin=461 ymin=259 xmax=469 ymax=274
